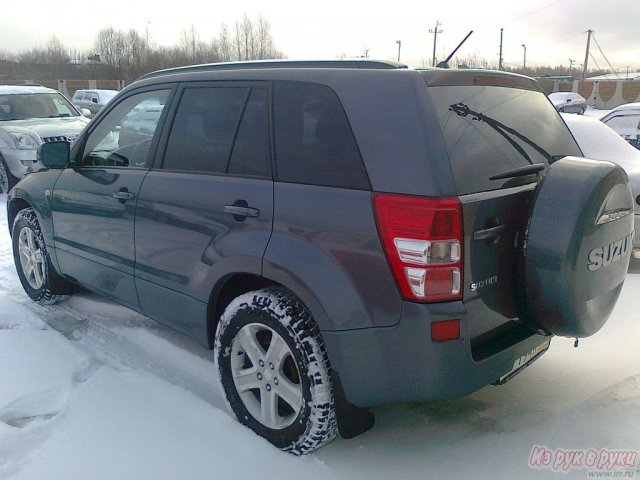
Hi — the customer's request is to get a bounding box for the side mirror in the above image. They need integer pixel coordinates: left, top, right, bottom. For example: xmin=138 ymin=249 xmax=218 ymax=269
xmin=81 ymin=108 xmax=92 ymax=118
xmin=38 ymin=141 xmax=70 ymax=169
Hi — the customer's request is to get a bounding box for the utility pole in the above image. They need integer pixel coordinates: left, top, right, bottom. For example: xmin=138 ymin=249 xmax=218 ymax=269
xmin=582 ymin=29 xmax=593 ymax=80
xmin=429 ymin=21 xmax=443 ymax=67
xmin=521 ymin=44 xmax=527 ymax=71
xmin=569 ymin=58 xmax=575 ymax=75
xmin=396 ymin=40 xmax=402 ymax=62
xmin=498 ymin=28 xmax=504 ymax=70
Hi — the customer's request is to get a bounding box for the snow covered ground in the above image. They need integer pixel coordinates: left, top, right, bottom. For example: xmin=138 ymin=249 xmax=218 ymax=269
xmin=1 ymin=192 xmax=639 ymax=479
xmin=584 ymin=107 xmax=612 ymax=119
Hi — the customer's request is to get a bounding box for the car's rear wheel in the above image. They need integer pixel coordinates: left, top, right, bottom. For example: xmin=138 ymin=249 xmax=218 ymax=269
xmin=12 ymin=208 xmax=76 ymax=305
xmin=215 ymin=287 xmax=337 ymax=455
xmin=0 ymin=154 xmax=19 ymax=193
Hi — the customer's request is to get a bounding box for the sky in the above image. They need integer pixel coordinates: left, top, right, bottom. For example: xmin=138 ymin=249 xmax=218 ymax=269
xmin=1 ymin=0 xmax=639 ymax=72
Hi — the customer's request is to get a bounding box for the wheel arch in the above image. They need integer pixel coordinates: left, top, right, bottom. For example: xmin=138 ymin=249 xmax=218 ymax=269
xmin=206 ymin=273 xmax=279 ymax=349
xmin=7 ymin=197 xmax=33 ymax=237
xmin=205 ymin=272 xmax=333 ymax=352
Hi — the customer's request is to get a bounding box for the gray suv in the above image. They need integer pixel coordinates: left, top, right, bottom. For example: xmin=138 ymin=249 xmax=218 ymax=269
xmin=6 ymin=61 xmax=634 ymax=455
xmin=0 ymin=85 xmax=89 ymax=193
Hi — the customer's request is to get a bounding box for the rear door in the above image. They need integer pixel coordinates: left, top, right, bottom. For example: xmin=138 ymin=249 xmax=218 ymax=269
xmin=134 ymin=82 xmax=273 ymax=339
xmin=426 ymin=75 xmax=582 ymax=344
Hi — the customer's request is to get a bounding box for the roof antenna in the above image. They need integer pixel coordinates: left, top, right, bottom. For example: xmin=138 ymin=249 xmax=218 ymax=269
xmin=436 ymin=30 xmax=473 ymax=69
xmin=574 ymin=338 xmax=579 ymax=348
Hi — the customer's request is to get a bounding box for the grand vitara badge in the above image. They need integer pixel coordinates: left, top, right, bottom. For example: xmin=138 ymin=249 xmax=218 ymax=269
xmin=588 ymin=231 xmax=635 ymax=271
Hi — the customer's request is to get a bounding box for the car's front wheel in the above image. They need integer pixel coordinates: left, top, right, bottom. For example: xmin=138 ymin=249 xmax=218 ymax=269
xmin=0 ymin=154 xmax=19 ymax=193
xmin=12 ymin=208 xmax=76 ymax=305
xmin=215 ymin=287 xmax=338 ymax=455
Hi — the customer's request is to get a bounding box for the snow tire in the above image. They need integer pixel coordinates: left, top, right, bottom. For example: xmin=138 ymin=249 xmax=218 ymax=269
xmin=12 ymin=207 xmax=76 ymax=305
xmin=215 ymin=287 xmax=338 ymax=455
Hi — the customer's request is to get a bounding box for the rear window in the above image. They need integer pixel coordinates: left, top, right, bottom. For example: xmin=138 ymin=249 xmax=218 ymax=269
xmin=429 ymin=85 xmax=581 ymax=195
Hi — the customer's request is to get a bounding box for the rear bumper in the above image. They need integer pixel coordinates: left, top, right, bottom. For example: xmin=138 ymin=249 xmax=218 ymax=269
xmin=323 ymin=301 xmax=550 ymax=407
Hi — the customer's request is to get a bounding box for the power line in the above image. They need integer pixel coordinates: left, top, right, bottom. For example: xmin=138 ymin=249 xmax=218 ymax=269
xmin=591 ymin=32 xmax=620 ymax=78
xmin=589 ymin=52 xmax=604 ymax=73
xmin=509 ymin=0 xmax=564 ymax=22
xmin=554 ymin=32 xmax=584 ymax=45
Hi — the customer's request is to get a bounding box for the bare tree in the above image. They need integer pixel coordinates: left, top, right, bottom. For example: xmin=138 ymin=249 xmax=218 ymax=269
xmin=17 ymin=37 xmax=70 ymax=64
xmin=3 ymin=14 xmax=286 ymax=82
xmin=180 ymin=24 xmax=199 ymax=61
xmin=230 ymin=14 xmax=284 ymax=61
xmin=218 ymin=24 xmax=233 ymax=62
xmin=94 ymin=27 xmax=127 ymax=70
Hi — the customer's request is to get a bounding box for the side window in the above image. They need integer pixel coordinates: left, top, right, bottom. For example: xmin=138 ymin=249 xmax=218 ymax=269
xmin=604 ymin=114 xmax=640 ymax=133
xmin=273 ymin=81 xmax=370 ymax=190
xmin=163 ymin=86 xmax=269 ymax=176
xmin=81 ymin=89 xmax=169 ymax=168
xmin=228 ymin=88 xmax=269 ymax=176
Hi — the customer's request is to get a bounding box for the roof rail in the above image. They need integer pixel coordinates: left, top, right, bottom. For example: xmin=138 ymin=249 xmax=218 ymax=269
xmin=138 ymin=59 xmax=408 ymax=81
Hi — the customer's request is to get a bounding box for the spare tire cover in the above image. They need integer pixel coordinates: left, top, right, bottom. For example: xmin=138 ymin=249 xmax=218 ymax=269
xmin=522 ymin=156 xmax=634 ymax=338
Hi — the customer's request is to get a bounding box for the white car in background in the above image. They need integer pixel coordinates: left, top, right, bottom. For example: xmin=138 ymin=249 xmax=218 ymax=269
xmin=562 ymin=112 xmax=640 ymax=258
xmin=71 ymin=89 xmax=118 ymax=117
xmin=599 ymin=103 xmax=640 ymax=150
xmin=0 ymin=85 xmax=89 ymax=193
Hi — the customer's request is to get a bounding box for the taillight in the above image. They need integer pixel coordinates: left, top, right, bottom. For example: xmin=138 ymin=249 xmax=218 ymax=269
xmin=373 ymin=193 xmax=463 ymax=302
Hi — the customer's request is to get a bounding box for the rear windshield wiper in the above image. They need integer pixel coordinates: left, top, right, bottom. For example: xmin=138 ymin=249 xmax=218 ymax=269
xmin=449 ymin=102 xmax=556 ymax=164
xmin=489 ymin=163 xmax=545 ymax=180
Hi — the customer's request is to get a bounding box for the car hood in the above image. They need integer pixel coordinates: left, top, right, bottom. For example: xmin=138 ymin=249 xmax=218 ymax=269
xmin=0 ymin=116 xmax=89 ymax=141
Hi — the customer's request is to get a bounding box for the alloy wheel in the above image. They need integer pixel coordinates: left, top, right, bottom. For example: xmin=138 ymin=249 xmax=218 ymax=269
xmin=18 ymin=226 xmax=45 ymax=290
xmin=230 ymin=323 xmax=303 ymax=430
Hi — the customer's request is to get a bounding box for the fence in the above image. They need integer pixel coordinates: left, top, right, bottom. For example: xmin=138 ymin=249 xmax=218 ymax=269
xmin=540 ymin=79 xmax=640 ymax=110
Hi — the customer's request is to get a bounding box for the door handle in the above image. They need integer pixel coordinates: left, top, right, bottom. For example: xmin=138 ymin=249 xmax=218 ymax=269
xmin=224 ymin=205 xmax=260 ymax=219
xmin=113 ymin=190 xmax=135 ymax=201
xmin=473 ymin=224 xmax=506 ymax=241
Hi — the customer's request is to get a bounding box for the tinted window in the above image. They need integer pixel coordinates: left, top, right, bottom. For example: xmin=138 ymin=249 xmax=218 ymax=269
xmin=227 ymin=88 xmax=270 ymax=176
xmin=273 ymin=81 xmax=369 ymax=190
xmin=430 ymin=85 xmax=581 ymax=195
xmin=163 ymin=86 xmax=269 ymax=176
xmin=81 ymin=89 xmax=169 ymax=168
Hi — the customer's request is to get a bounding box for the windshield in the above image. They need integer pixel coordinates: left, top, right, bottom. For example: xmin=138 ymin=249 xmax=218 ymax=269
xmin=0 ymin=93 xmax=79 ymax=121
xmin=429 ymin=85 xmax=581 ymax=195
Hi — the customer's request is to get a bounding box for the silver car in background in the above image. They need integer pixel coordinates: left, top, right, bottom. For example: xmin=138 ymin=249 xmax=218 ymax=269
xmin=0 ymin=85 xmax=89 ymax=192
xmin=549 ymin=92 xmax=588 ymax=114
